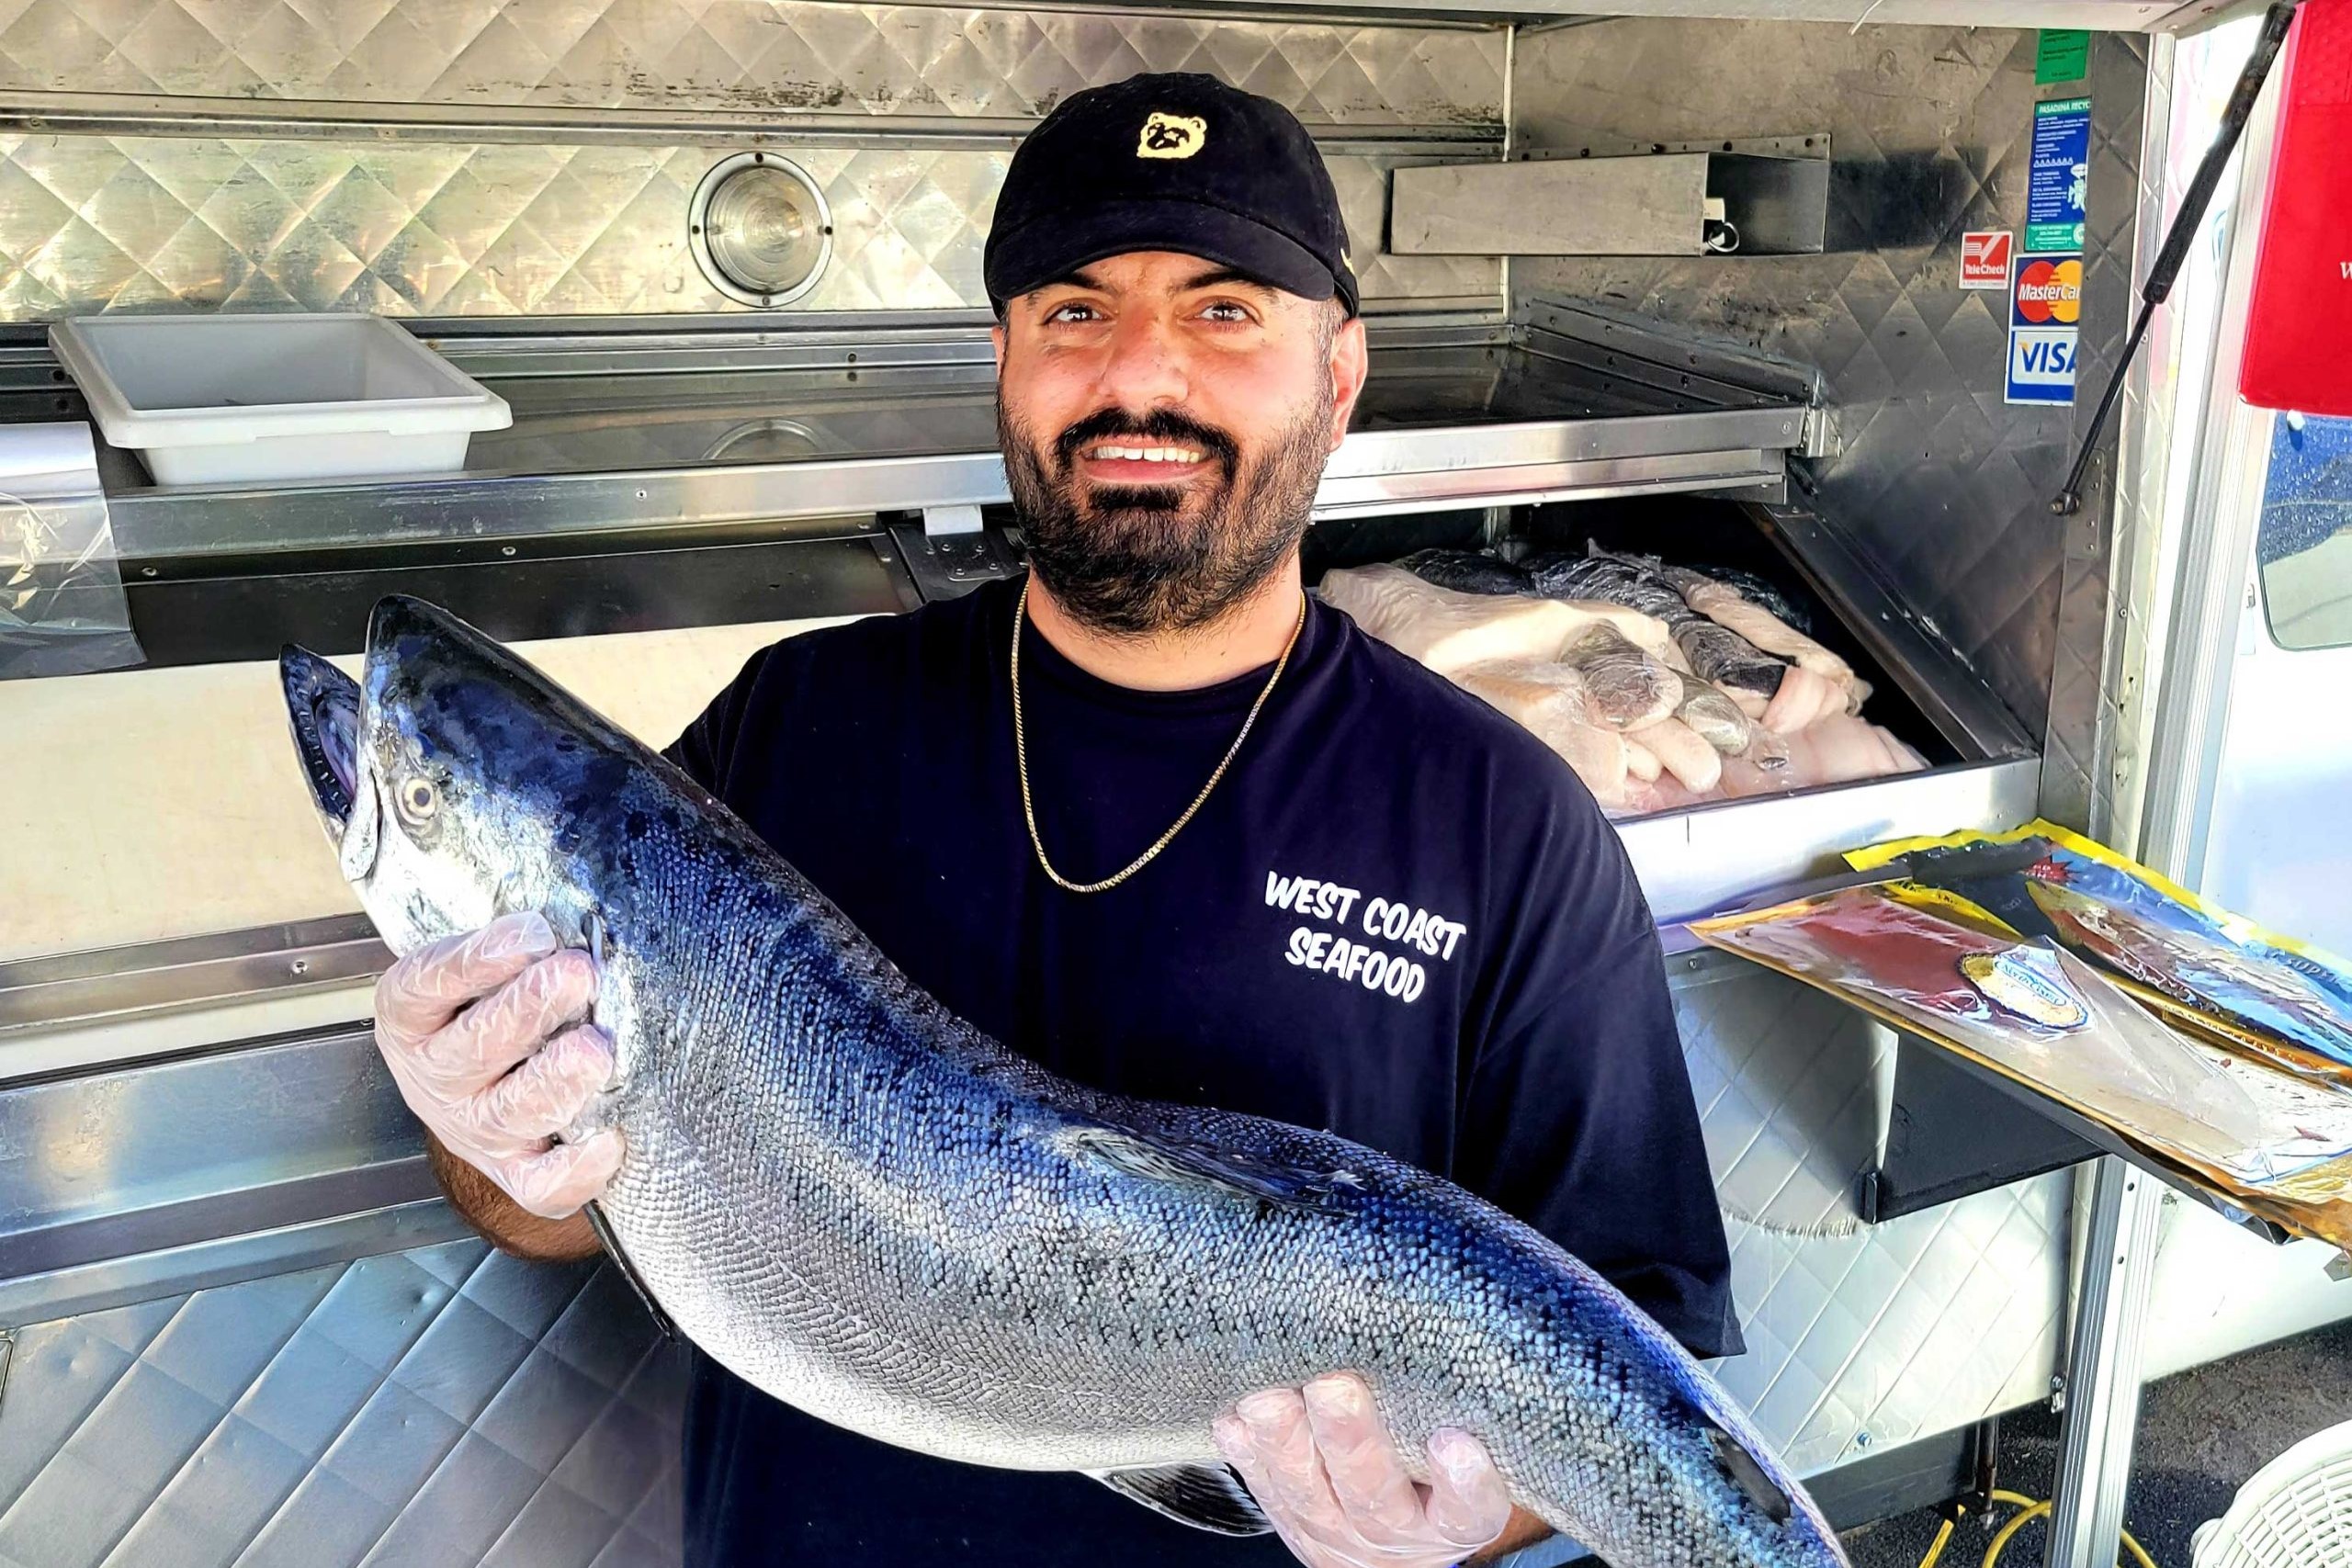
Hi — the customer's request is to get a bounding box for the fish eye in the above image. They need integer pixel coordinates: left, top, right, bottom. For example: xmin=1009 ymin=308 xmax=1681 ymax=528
xmin=395 ymin=773 xmax=438 ymax=829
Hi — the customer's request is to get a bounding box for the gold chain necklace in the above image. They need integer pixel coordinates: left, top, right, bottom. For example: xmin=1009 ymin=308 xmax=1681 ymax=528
xmin=1012 ymin=575 xmax=1306 ymax=895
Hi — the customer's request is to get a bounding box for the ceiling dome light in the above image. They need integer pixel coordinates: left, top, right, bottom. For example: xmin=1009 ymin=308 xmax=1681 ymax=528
xmin=689 ymin=152 xmax=831 ymax=309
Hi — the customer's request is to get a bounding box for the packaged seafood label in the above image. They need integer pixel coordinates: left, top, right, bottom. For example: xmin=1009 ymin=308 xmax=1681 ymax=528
xmin=1961 ymin=947 xmax=2089 ymax=1031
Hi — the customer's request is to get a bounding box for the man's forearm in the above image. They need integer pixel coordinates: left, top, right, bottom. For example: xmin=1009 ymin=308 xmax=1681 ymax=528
xmin=1464 ymin=1506 xmax=1551 ymax=1563
xmin=426 ymin=1134 xmax=601 ymax=1261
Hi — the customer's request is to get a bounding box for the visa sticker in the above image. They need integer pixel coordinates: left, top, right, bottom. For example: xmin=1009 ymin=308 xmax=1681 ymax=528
xmin=2007 ymin=326 xmax=2078 ymax=406
xmin=1961 ymin=947 xmax=2090 ymax=1030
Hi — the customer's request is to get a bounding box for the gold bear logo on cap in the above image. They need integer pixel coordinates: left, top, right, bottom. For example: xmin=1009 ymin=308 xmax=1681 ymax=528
xmin=1137 ymin=111 xmax=1208 ymax=159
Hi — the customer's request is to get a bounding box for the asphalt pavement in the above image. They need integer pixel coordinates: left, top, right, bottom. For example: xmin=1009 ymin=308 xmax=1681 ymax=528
xmin=1840 ymin=1315 xmax=2352 ymax=1568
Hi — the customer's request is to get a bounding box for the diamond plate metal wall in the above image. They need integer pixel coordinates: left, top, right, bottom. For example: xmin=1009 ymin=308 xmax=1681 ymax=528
xmin=0 ymin=2 xmax=1506 ymax=128
xmin=0 ymin=1243 xmax=685 ymax=1568
xmin=0 ymin=3 xmax=1506 ymax=321
xmin=0 ymin=135 xmax=1493 ymax=319
xmin=1510 ymin=21 xmax=2151 ymax=750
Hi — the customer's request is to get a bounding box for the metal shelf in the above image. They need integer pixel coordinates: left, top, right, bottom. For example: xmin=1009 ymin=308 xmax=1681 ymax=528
xmin=85 ymin=311 xmax=1817 ymax=562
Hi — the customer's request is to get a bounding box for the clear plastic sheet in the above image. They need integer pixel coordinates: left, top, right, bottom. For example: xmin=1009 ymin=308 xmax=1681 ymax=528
xmin=1 ymin=422 xmax=141 ymax=680
xmin=1695 ymin=884 xmax=2352 ymax=1227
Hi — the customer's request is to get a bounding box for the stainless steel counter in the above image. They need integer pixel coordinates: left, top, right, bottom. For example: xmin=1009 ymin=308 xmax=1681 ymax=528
xmin=0 ymin=1028 xmax=446 ymax=1326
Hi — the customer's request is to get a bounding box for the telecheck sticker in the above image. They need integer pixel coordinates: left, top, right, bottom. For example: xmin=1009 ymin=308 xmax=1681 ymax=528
xmin=1962 ymin=231 xmax=2013 ymax=290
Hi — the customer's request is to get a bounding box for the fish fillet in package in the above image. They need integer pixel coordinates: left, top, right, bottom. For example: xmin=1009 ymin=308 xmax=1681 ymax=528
xmin=1690 ymin=884 xmax=2352 ymax=1240
xmin=1849 ymin=821 xmax=2352 ymax=1077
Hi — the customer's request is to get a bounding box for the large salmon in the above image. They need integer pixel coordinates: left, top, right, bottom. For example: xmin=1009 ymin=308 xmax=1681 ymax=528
xmin=279 ymin=595 xmax=1847 ymax=1567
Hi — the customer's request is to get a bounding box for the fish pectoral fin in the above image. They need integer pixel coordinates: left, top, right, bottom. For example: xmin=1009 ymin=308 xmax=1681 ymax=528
xmin=583 ymin=1200 xmax=677 ymax=1341
xmin=1060 ymin=1126 xmax=1354 ymax=1211
xmin=1707 ymin=1426 xmax=1793 ymax=1525
xmin=1087 ymin=1464 xmax=1271 ymax=1537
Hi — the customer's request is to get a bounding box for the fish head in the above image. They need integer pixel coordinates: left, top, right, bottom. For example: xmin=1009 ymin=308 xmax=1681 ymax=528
xmin=280 ymin=595 xmax=634 ymax=958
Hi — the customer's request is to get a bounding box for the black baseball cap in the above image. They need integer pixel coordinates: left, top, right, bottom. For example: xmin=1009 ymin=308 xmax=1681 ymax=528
xmin=984 ymin=72 xmax=1360 ymax=318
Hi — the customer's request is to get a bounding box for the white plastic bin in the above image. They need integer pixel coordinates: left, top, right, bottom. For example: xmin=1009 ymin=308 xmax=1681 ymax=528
xmin=48 ymin=312 xmax=513 ymax=486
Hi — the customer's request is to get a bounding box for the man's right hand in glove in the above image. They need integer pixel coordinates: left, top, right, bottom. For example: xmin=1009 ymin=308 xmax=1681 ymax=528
xmin=371 ymin=910 xmax=623 ymax=1257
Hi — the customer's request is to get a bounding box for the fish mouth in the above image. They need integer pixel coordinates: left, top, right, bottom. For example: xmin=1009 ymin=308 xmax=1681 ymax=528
xmin=280 ymin=643 xmax=362 ymax=840
xmin=368 ymin=592 xmax=502 ymax=665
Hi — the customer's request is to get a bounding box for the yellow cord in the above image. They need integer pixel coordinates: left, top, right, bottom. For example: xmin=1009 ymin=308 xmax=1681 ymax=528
xmin=1980 ymin=1492 xmax=2051 ymax=1567
xmin=1911 ymin=1489 xmax=2158 ymax=1568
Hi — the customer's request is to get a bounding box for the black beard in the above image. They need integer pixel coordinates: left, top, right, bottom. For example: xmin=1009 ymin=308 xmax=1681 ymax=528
xmin=999 ymin=395 xmax=1334 ymax=637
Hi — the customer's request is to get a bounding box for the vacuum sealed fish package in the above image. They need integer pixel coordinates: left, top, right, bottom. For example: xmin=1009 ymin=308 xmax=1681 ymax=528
xmin=1850 ymin=821 xmax=2352 ymax=1078
xmin=1691 ymin=884 xmax=2352 ymax=1234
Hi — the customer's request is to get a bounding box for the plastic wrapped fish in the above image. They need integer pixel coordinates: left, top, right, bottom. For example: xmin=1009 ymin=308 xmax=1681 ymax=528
xmin=1675 ymin=680 xmax=1757 ymax=758
xmin=1601 ymin=549 xmax=1867 ymax=710
xmin=2026 ymin=881 xmax=2352 ymax=1071
xmin=1396 ymin=548 xmax=1537 ymax=596
xmin=1529 ymin=551 xmax=1794 ymax=715
xmin=1556 ymin=623 xmax=1683 ymax=731
xmin=1319 ymin=565 xmax=1677 ymax=673
xmin=1694 ymin=884 xmax=2352 ymax=1216
xmin=1690 ymin=564 xmax=1814 ymax=637
xmin=1860 ymin=823 xmax=2352 ymax=1078
xmin=1453 ymin=660 xmax=1633 ymax=807
xmin=1317 ymin=566 xmax=1582 ymax=673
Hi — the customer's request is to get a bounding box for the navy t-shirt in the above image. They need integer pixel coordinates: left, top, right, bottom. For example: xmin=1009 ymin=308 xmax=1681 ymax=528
xmin=663 ymin=573 xmax=1737 ymax=1566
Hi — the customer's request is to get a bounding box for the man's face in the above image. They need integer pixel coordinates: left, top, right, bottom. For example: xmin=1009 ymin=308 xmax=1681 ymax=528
xmin=993 ymin=251 xmax=1369 ymax=637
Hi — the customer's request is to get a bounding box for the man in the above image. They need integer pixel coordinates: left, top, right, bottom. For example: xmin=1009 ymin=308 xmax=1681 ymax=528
xmin=368 ymin=72 xmax=1738 ymax=1568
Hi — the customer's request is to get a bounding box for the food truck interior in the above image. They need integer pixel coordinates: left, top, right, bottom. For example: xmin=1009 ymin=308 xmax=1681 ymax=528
xmin=4 ymin=4 xmax=2347 ymax=1566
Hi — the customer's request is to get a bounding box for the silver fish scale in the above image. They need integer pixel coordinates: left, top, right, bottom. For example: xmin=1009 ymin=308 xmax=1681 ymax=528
xmin=561 ymin=770 xmax=1837 ymax=1568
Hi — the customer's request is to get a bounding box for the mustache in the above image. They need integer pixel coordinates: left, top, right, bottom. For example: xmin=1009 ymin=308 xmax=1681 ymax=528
xmin=1053 ymin=408 xmax=1240 ymax=477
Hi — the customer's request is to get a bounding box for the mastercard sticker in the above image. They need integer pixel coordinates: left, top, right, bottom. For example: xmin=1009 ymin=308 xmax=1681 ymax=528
xmin=2010 ymin=257 xmax=2084 ymax=329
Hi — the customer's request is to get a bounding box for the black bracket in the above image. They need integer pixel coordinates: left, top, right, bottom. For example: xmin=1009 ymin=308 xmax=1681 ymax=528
xmin=1861 ymin=1031 xmax=2102 ymax=1224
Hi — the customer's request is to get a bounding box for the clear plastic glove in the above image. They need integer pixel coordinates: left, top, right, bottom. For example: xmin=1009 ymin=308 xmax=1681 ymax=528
xmin=1214 ymin=1373 xmax=1515 ymax=1568
xmin=372 ymin=910 xmax=623 ymax=1219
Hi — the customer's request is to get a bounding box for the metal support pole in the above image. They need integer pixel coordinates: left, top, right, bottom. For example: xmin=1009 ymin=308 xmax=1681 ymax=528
xmin=2043 ymin=1157 xmax=2165 ymax=1568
